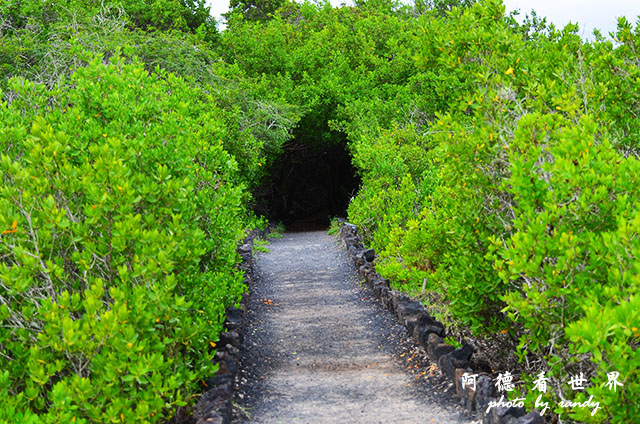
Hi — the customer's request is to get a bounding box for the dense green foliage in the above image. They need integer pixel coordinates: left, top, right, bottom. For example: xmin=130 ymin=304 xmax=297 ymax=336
xmin=0 ymin=0 xmax=219 ymax=85
xmin=1 ymin=0 xmax=217 ymax=37
xmin=221 ymin=1 xmax=638 ymax=422
xmin=0 ymin=1 xmax=296 ymax=422
xmin=1 ymin=0 xmax=638 ymax=422
xmin=0 ymin=56 xmax=249 ymax=422
xmin=228 ymin=0 xmax=285 ymax=21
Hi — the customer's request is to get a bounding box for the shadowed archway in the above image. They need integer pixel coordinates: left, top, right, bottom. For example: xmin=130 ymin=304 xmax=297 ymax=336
xmin=256 ymin=137 xmax=360 ymax=231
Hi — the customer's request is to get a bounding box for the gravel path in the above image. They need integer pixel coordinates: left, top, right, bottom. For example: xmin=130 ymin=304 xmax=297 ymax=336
xmin=234 ymin=231 xmax=478 ymax=424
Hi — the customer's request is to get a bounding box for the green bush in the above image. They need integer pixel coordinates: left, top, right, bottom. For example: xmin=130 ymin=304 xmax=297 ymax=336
xmin=342 ymin=1 xmax=639 ymax=421
xmin=0 ymin=56 xmax=247 ymax=422
xmin=496 ymin=113 xmax=640 ymax=422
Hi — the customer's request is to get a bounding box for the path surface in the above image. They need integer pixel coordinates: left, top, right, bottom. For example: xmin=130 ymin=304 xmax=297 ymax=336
xmin=234 ymin=231 xmax=477 ymax=424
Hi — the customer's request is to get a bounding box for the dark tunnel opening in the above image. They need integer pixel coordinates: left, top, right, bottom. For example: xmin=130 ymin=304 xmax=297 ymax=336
xmin=256 ymin=137 xmax=360 ymax=231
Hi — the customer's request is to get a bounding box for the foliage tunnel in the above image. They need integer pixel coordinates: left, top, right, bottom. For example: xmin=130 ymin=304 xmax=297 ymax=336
xmin=255 ymin=122 xmax=360 ymax=229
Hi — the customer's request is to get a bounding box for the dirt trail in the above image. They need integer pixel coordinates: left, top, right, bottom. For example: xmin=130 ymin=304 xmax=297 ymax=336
xmin=234 ymin=231 xmax=478 ymax=424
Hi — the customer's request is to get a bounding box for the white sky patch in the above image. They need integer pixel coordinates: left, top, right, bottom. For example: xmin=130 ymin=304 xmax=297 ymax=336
xmin=209 ymin=1 xmax=230 ymax=25
xmin=208 ymin=0 xmax=640 ymax=38
xmin=504 ymin=0 xmax=640 ymax=39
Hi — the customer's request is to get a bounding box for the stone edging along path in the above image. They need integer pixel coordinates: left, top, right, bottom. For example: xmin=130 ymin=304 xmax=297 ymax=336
xmin=193 ymin=228 xmax=265 ymax=424
xmin=337 ymin=222 xmax=545 ymax=424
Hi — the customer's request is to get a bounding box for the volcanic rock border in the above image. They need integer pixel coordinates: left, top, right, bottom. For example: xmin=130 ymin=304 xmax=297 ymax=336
xmin=338 ymin=221 xmax=545 ymax=424
xmin=193 ymin=228 xmax=267 ymax=424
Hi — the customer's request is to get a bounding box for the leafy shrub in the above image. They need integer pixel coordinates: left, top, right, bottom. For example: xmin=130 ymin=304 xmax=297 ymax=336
xmin=496 ymin=113 xmax=640 ymax=422
xmin=342 ymin=1 xmax=639 ymax=421
xmin=0 ymin=56 xmax=247 ymax=422
xmin=0 ymin=1 xmax=218 ymax=90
